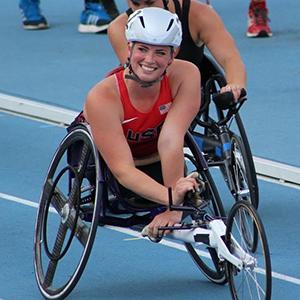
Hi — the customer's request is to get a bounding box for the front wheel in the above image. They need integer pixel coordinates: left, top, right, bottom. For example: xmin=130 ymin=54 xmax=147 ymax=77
xmin=225 ymin=201 xmax=272 ymax=300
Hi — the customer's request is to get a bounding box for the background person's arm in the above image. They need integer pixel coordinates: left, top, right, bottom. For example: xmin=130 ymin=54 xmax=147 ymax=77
xmin=108 ymin=13 xmax=129 ymax=65
xmin=191 ymin=3 xmax=246 ymax=98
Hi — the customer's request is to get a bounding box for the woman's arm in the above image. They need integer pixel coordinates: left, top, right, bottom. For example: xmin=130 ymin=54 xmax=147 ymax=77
xmin=146 ymin=60 xmax=201 ymax=237
xmin=84 ymin=77 xmax=197 ymax=205
xmin=158 ymin=60 xmax=201 ymax=188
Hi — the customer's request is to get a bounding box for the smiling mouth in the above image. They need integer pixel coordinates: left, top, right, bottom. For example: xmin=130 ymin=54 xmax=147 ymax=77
xmin=140 ymin=64 xmax=157 ymax=72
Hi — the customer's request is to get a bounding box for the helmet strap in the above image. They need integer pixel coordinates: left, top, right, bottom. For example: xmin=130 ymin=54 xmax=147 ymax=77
xmin=125 ymin=64 xmax=165 ymax=88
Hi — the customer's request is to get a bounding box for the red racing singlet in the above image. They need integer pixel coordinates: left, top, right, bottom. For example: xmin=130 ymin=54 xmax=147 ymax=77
xmin=115 ymin=70 xmax=174 ymax=158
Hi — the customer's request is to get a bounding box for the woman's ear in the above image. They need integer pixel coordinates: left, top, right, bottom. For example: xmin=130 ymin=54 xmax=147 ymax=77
xmin=167 ymin=47 xmax=179 ymax=65
xmin=167 ymin=57 xmax=174 ymax=66
xmin=127 ymin=42 xmax=131 ymax=55
xmin=173 ymin=47 xmax=180 ymax=57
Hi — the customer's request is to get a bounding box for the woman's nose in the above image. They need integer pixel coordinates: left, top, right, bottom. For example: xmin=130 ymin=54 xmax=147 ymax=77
xmin=143 ymin=51 xmax=155 ymax=62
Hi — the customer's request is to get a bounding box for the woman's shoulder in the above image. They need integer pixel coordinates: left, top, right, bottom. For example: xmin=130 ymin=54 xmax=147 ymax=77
xmin=87 ymin=76 xmax=119 ymax=105
xmin=167 ymin=59 xmax=200 ymax=93
xmin=84 ymin=75 xmax=122 ymax=122
xmin=169 ymin=59 xmax=200 ymax=76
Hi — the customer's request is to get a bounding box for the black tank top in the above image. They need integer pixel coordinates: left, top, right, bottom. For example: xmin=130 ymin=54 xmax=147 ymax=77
xmin=173 ymin=0 xmax=204 ymax=70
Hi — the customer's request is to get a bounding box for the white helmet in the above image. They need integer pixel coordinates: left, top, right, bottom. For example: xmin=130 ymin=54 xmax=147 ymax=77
xmin=125 ymin=7 xmax=182 ymax=48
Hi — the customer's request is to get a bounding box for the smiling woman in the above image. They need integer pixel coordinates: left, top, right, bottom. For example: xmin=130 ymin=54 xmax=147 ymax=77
xmin=126 ymin=43 xmax=173 ymax=87
xmin=124 ymin=7 xmax=182 ymax=87
xmin=78 ymin=7 xmax=201 ymax=237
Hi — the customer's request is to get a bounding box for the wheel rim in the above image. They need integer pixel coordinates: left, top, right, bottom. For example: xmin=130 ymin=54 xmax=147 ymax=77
xmin=34 ymin=128 xmax=101 ymax=299
xmin=226 ymin=201 xmax=272 ymax=300
xmin=232 ymin=136 xmax=251 ymax=203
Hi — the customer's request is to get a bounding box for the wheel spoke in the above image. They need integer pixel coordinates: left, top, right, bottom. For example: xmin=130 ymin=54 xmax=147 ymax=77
xmin=244 ymin=268 xmax=266 ymax=297
xmin=44 ymin=222 xmax=68 ymax=288
xmin=76 ymin=143 xmax=92 ymax=181
xmin=51 ymin=184 xmax=91 ymax=247
xmin=226 ymin=201 xmax=271 ymax=300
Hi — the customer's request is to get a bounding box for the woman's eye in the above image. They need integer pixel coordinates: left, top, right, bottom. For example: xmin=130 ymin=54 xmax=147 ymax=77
xmin=138 ymin=47 xmax=147 ymax=53
xmin=156 ymin=51 xmax=166 ymax=56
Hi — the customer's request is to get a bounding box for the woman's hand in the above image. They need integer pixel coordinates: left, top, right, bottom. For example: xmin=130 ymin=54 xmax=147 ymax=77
xmin=173 ymin=173 xmax=199 ymax=205
xmin=146 ymin=210 xmax=183 ymax=239
xmin=143 ymin=173 xmax=200 ymax=240
xmin=220 ymin=84 xmax=243 ymax=102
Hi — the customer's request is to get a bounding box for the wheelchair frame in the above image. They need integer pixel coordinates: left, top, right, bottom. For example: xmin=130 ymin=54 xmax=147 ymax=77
xmin=34 ymin=121 xmax=271 ymax=300
xmin=190 ymin=54 xmax=259 ymax=209
xmin=34 ymin=58 xmax=266 ymax=299
xmin=34 ymin=122 xmax=226 ymax=299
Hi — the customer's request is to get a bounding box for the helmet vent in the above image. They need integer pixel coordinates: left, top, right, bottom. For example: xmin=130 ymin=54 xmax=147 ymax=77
xmin=125 ymin=7 xmax=182 ymax=48
xmin=166 ymin=19 xmax=174 ymax=32
xmin=139 ymin=16 xmax=145 ymax=28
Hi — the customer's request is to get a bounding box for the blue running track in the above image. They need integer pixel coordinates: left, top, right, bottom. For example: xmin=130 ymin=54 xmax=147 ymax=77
xmin=0 ymin=1 xmax=300 ymax=299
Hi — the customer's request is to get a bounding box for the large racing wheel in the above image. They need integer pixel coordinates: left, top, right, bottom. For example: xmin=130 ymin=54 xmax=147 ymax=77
xmin=34 ymin=125 xmax=103 ymax=300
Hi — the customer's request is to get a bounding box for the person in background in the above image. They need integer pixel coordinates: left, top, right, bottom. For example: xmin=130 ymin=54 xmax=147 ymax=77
xmin=109 ymin=0 xmax=246 ymax=101
xmin=247 ymin=0 xmax=272 ymax=38
xmin=204 ymin=0 xmax=272 ymax=38
xmin=19 ymin=0 xmax=119 ymax=33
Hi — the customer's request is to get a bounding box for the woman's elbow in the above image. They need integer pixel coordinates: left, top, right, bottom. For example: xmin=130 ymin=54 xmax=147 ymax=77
xmin=157 ymin=136 xmax=184 ymax=155
xmin=110 ymin=164 xmax=134 ymax=188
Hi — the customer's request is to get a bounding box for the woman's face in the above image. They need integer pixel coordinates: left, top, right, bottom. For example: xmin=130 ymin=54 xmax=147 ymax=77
xmin=129 ymin=42 xmax=173 ymax=83
xmin=128 ymin=0 xmax=164 ymax=10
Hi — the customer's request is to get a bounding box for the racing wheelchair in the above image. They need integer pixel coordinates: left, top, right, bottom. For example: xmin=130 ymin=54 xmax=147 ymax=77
xmin=34 ymin=93 xmax=271 ymax=300
xmin=190 ymin=54 xmax=259 ymax=209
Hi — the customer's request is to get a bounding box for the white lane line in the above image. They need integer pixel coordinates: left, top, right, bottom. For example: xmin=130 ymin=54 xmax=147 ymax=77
xmin=0 ymin=192 xmax=55 ymax=213
xmin=1 ymin=192 xmax=300 ymax=286
xmin=0 ymin=192 xmax=39 ymax=208
xmin=0 ymin=92 xmax=77 ymax=126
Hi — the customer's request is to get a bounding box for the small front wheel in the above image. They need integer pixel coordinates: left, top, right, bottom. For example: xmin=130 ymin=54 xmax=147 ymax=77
xmin=225 ymin=201 xmax=272 ymax=300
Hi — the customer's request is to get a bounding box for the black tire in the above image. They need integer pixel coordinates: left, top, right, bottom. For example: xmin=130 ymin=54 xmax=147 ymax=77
xmin=34 ymin=126 xmax=102 ymax=300
xmin=230 ymin=133 xmax=258 ymax=209
xmin=230 ymin=133 xmax=259 ymax=251
xmin=231 ymin=113 xmax=259 ymax=209
xmin=196 ymin=59 xmax=259 ymax=209
xmin=225 ymin=201 xmax=272 ymax=300
xmin=183 ymin=132 xmax=227 ymax=284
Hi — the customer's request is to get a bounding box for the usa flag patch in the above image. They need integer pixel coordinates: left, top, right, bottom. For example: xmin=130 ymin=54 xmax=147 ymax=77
xmin=159 ymin=102 xmax=172 ymax=115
